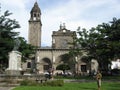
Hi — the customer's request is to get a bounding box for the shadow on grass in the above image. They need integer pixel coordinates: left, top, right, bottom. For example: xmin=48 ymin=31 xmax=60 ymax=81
xmin=106 ymin=83 xmax=120 ymax=90
xmin=80 ymin=87 xmax=96 ymax=90
xmin=110 ymin=83 xmax=120 ymax=87
xmin=101 ymin=82 xmax=120 ymax=90
xmin=78 ymin=86 xmax=96 ymax=90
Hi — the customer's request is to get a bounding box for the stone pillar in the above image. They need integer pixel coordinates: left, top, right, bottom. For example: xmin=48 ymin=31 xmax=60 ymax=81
xmin=6 ymin=51 xmax=22 ymax=75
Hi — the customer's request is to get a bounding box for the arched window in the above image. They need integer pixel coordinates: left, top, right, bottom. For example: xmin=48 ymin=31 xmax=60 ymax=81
xmin=27 ymin=62 xmax=31 ymax=68
xmin=34 ymin=13 xmax=36 ymax=17
xmin=81 ymin=65 xmax=87 ymax=72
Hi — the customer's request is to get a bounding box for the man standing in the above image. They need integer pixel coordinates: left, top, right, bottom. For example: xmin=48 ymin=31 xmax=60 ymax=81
xmin=96 ymin=70 xmax=102 ymax=90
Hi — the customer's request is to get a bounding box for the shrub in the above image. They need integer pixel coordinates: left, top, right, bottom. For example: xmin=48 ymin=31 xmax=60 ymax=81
xmin=20 ymin=80 xmax=37 ymax=86
xmin=45 ymin=80 xmax=64 ymax=86
xmin=20 ymin=79 xmax=64 ymax=87
xmin=20 ymin=80 xmax=29 ymax=86
xmin=111 ymin=69 xmax=120 ymax=75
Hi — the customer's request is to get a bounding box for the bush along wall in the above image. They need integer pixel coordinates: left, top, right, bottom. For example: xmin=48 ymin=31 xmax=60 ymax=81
xmin=20 ymin=79 xmax=64 ymax=87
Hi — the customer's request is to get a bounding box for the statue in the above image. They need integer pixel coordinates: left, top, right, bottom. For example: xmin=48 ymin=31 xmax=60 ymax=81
xmin=6 ymin=38 xmax=22 ymax=75
xmin=13 ymin=38 xmax=21 ymax=51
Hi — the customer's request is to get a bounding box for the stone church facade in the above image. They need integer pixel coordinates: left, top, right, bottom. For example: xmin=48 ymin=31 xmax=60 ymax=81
xmin=24 ymin=2 xmax=98 ymax=75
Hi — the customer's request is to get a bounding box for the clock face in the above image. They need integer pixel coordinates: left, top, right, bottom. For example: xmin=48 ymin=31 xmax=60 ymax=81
xmin=33 ymin=17 xmax=36 ymax=20
xmin=63 ymin=29 xmax=66 ymax=33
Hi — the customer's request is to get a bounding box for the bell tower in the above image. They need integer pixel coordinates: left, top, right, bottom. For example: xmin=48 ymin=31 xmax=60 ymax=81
xmin=28 ymin=2 xmax=42 ymax=47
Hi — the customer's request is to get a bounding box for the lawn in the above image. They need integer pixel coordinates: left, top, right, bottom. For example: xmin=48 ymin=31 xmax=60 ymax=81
xmin=12 ymin=82 xmax=120 ymax=90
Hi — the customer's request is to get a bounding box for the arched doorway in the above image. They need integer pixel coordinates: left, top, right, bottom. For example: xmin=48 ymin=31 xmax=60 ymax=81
xmin=55 ymin=53 xmax=72 ymax=75
xmin=27 ymin=62 xmax=31 ymax=68
xmin=42 ymin=58 xmax=52 ymax=71
xmin=56 ymin=64 xmax=70 ymax=73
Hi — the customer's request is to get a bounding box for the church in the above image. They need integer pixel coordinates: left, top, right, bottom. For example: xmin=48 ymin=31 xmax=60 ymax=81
xmin=23 ymin=2 xmax=98 ymax=75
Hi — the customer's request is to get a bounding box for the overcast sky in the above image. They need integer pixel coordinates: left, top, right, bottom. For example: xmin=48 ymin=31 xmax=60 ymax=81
xmin=1 ymin=0 xmax=120 ymax=46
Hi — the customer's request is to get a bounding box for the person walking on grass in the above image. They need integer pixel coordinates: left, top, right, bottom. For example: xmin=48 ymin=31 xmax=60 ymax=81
xmin=96 ymin=70 xmax=102 ymax=90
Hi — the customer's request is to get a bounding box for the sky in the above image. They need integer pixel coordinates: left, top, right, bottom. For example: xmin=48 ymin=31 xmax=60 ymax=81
xmin=1 ymin=0 xmax=120 ymax=46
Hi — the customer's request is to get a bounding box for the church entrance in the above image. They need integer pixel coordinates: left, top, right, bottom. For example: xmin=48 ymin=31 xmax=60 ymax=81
xmin=42 ymin=58 xmax=52 ymax=72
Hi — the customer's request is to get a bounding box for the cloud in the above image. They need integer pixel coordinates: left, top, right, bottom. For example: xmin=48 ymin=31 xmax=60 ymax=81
xmin=1 ymin=0 xmax=28 ymax=10
xmin=1 ymin=0 xmax=120 ymax=46
xmin=1 ymin=0 xmax=30 ymax=41
xmin=41 ymin=0 xmax=120 ymax=46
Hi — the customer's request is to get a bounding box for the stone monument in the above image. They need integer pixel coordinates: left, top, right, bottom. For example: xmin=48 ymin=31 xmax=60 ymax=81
xmin=6 ymin=38 xmax=22 ymax=75
xmin=91 ymin=59 xmax=98 ymax=75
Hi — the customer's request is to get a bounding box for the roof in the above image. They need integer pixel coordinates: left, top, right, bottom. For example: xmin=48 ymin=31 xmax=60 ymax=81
xmin=31 ymin=2 xmax=41 ymax=14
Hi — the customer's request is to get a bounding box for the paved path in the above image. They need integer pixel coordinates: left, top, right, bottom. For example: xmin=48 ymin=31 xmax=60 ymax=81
xmin=0 ymin=87 xmax=15 ymax=90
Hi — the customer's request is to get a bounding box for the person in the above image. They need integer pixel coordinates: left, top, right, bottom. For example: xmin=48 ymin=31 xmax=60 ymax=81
xmin=13 ymin=38 xmax=21 ymax=51
xmin=95 ymin=70 xmax=102 ymax=90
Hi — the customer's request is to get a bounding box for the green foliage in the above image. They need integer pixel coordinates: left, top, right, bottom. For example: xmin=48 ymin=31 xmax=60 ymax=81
xmin=20 ymin=79 xmax=64 ymax=87
xmin=60 ymin=54 xmax=71 ymax=63
xmin=44 ymin=80 xmax=64 ymax=86
xmin=20 ymin=80 xmax=29 ymax=86
xmin=60 ymin=53 xmax=76 ymax=73
xmin=0 ymin=10 xmax=35 ymax=69
xmin=18 ymin=37 xmax=35 ymax=62
xmin=13 ymin=82 xmax=120 ymax=90
xmin=72 ymin=17 xmax=120 ymax=70
xmin=56 ymin=64 xmax=70 ymax=71
xmin=0 ymin=10 xmax=20 ymax=68
xmin=20 ymin=80 xmax=37 ymax=86
xmin=111 ymin=68 xmax=120 ymax=75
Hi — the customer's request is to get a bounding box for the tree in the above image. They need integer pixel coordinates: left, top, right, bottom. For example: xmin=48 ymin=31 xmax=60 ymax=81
xmin=18 ymin=37 xmax=35 ymax=62
xmin=0 ymin=11 xmax=20 ymax=68
xmin=73 ymin=18 xmax=120 ymax=70
xmin=0 ymin=11 xmax=35 ymax=70
xmin=56 ymin=64 xmax=70 ymax=74
xmin=60 ymin=53 xmax=77 ymax=74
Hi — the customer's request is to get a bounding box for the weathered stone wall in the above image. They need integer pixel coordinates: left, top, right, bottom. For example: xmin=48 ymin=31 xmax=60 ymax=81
xmin=28 ymin=21 xmax=41 ymax=47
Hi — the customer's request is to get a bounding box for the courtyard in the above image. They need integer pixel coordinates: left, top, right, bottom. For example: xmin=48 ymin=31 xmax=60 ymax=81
xmin=0 ymin=75 xmax=120 ymax=90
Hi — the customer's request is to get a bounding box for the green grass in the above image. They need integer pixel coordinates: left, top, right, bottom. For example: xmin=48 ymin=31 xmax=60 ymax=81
xmin=12 ymin=82 xmax=120 ymax=90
